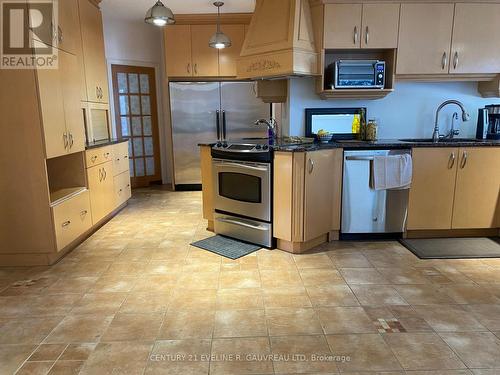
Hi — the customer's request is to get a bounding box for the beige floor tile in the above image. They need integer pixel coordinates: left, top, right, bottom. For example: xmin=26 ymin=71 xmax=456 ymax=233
xmin=210 ymin=337 xmax=273 ymax=375
xmin=119 ymin=292 xmax=171 ymax=313
xmin=133 ymin=274 xmax=179 ymax=292
xmin=15 ymin=361 xmax=54 ymax=375
xmin=0 ymin=344 xmax=37 ymax=374
xmin=464 ymin=304 xmax=500 ymax=331
xmin=441 ymin=284 xmax=500 ymax=304
xmin=306 ymin=285 xmax=359 ymax=307
xmin=318 ymin=306 xmax=378 ymax=334
xmin=263 ymin=287 xmax=312 ymax=308
xmin=218 ymin=270 xmax=261 ymax=289
xmin=80 ymin=341 xmax=153 ymax=375
xmin=47 ymin=360 xmax=84 ymax=375
xmin=393 ymin=285 xmax=456 ymax=305
xmin=0 ymin=316 xmax=63 ymax=344
xmin=377 ymin=268 xmax=432 ymax=284
xmin=439 ymin=332 xmax=500 ymax=368
xmin=326 ymin=334 xmax=402 ymax=372
xmin=90 ymin=276 xmax=137 ymax=293
xmin=293 ymin=254 xmax=335 ymax=269
xmin=70 ymin=293 xmax=127 ymax=315
xmin=0 ymin=295 xmax=36 ymax=316
xmin=260 ymin=269 xmax=303 ymax=288
xmin=401 ymin=371 xmax=472 ymax=375
xmin=145 ymin=339 xmax=211 ymax=375
xmin=59 ymin=343 xmax=97 ymax=360
xmin=144 ymin=261 xmax=183 ymax=275
xmin=214 ymin=310 xmax=267 ymax=338
xmin=412 ymin=305 xmax=486 ymax=332
xmin=299 ymin=268 xmax=345 ymax=286
xmin=220 ymin=256 xmax=259 ymax=272
xmin=116 ymin=248 xmax=154 ymax=262
xmin=101 ymin=312 xmax=163 ymax=342
xmin=28 ymin=344 xmax=67 ymax=361
xmin=176 ymin=272 xmax=220 ymax=289
xmin=169 ymin=289 xmax=217 ymax=310
xmin=266 ymin=307 xmax=322 ymax=336
xmin=160 ymin=309 xmax=215 ymax=339
xmin=216 ymin=288 xmax=264 ymax=310
xmin=351 ymin=285 xmax=408 ymax=306
xmin=329 ymin=253 xmax=373 ymax=268
xmin=103 ymin=262 xmax=149 ymax=276
xmin=257 ymin=251 xmax=297 ymax=270
xmin=388 ymin=305 xmax=434 ymax=332
xmin=384 ymin=332 xmax=466 ymax=370
xmin=28 ymin=294 xmax=83 ymax=316
xmin=340 ymin=268 xmax=389 ymax=284
xmin=45 ymin=277 xmax=98 ymax=294
xmin=45 ymin=314 xmax=114 ymax=343
xmin=271 ymin=335 xmax=338 ymax=373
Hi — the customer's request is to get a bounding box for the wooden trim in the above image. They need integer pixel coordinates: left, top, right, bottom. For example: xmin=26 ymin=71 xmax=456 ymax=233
xmin=171 ymin=13 xmax=252 ymax=25
xmin=207 ymin=220 xmax=214 ymax=232
xmin=406 ymin=228 xmax=499 ymax=239
xmin=273 ymin=152 xmax=294 ymax=241
xmin=200 ymin=146 xmax=214 ymax=222
xmin=292 ymin=152 xmax=306 ymax=242
xmin=328 ymin=230 xmax=340 ymax=241
xmin=277 ymin=234 xmax=328 ymax=254
xmin=396 ymin=74 xmax=497 ymax=82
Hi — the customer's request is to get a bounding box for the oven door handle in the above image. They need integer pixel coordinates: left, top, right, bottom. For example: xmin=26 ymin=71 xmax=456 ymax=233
xmin=216 ymin=217 xmax=268 ymax=231
xmin=213 ymin=162 xmax=269 ymax=172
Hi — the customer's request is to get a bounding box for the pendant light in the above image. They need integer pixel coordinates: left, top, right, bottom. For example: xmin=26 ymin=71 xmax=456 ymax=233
xmin=145 ymin=0 xmax=175 ymax=26
xmin=209 ymin=2 xmax=231 ymax=49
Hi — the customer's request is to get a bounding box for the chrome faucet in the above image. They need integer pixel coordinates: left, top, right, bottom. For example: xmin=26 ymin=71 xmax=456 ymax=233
xmin=254 ymin=118 xmax=278 ymax=139
xmin=444 ymin=112 xmax=460 ymax=139
xmin=433 ymin=100 xmax=470 ymax=142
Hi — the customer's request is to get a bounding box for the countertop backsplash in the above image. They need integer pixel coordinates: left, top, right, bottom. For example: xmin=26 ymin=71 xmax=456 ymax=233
xmin=284 ymin=77 xmax=500 ymax=139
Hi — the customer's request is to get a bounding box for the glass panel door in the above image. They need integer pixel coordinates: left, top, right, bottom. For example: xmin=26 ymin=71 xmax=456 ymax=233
xmin=111 ymin=65 xmax=161 ymax=187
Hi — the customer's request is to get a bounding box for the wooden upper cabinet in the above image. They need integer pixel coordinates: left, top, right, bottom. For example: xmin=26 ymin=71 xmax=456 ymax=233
xmin=79 ymin=0 xmax=109 ymax=103
xmin=324 ymin=4 xmax=362 ymax=49
xmin=218 ymin=24 xmax=245 ymax=77
xmin=57 ymin=0 xmax=80 ymax=54
xmin=191 ymin=25 xmax=219 ymax=77
xmin=449 ymin=4 xmax=500 ymax=74
xmin=452 ymin=148 xmax=500 ymax=229
xmin=407 ymin=148 xmax=458 ymax=230
xmin=360 ymin=3 xmax=400 ymax=49
xmin=396 ymin=3 xmax=454 ymax=75
xmin=304 ymin=149 xmax=336 ymax=241
xmin=165 ymin=25 xmax=193 ymax=77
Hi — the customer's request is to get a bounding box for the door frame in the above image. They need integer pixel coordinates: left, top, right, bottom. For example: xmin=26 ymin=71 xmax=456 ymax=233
xmin=107 ymin=59 xmax=168 ymax=184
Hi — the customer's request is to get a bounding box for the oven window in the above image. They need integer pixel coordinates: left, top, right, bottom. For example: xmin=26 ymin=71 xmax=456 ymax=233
xmin=219 ymin=172 xmax=261 ymax=203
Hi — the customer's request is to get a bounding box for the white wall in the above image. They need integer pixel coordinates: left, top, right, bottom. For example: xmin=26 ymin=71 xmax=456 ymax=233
xmin=101 ymin=8 xmax=170 ymax=184
xmin=286 ymin=77 xmax=500 ymax=139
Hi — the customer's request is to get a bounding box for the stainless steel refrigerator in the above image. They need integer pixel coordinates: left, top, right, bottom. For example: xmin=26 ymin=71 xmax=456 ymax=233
xmin=169 ymin=81 xmax=271 ymax=188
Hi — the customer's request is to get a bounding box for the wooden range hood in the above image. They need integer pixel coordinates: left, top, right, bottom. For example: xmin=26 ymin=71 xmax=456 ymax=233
xmin=236 ymin=0 xmax=319 ymax=79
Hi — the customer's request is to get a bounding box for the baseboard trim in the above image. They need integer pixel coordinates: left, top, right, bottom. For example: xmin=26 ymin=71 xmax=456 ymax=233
xmin=277 ymin=234 xmax=328 ymax=254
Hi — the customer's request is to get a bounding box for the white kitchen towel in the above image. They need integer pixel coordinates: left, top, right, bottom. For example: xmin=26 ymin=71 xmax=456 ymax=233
xmin=372 ymin=154 xmax=413 ymax=190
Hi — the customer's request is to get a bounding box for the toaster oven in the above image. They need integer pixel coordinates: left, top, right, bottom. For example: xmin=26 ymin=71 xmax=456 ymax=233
xmin=327 ymin=60 xmax=386 ymax=89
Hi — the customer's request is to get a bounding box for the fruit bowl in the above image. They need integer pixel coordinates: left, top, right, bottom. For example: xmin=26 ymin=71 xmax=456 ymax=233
xmin=318 ymin=133 xmax=332 ymax=143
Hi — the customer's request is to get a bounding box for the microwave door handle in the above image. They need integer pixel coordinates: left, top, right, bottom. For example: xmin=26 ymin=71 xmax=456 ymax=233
xmin=216 ymin=217 xmax=268 ymax=231
xmin=214 ymin=162 xmax=269 ymax=172
xmin=216 ymin=110 xmax=221 ymax=141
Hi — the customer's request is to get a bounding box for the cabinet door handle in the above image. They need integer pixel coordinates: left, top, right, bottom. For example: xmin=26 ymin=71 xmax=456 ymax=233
xmin=353 ymin=26 xmax=358 ymax=45
xmin=308 ymin=158 xmax=314 ymax=174
xmin=194 ymin=63 xmax=198 ymax=75
xmin=441 ymin=52 xmax=447 ymax=70
xmin=63 ymin=133 xmax=68 ymax=149
xmin=124 ymin=155 xmax=128 ymax=159
xmin=448 ymin=152 xmax=455 ymax=169
xmin=365 ymin=26 xmax=369 ymax=45
xmin=104 ymin=152 xmax=110 ymax=158
xmin=98 ymin=168 xmax=103 ymax=181
xmin=61 ymin=220 xmax=71 ymax=228
xmin=91 ymin=155 xmax=98 ymax=163
xmin=69 ymin=132 xmax=74 ymax=148
xmin=187 ymin=63 xmax=191 ymax=74
xmin=453 ymin=51 xmax=459 ymax=70
xmin=460 ymin=151 xmax=468 ymax=169
xmin=57 ymin=26 xmax=63 ymax=43
xmin=96 ymin=86 xmax=99 ymax=99
xmin=103 ymin=168 xmax=107 ymax=180
xmin=80 ymin=210 xmax=88 ymax=216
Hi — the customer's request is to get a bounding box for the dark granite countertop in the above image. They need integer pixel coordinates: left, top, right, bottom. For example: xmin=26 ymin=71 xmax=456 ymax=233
xmin=200 ymin=138 xmax=500 ymax=152
xmin=85 ymin=138 xmax=128 ymax=150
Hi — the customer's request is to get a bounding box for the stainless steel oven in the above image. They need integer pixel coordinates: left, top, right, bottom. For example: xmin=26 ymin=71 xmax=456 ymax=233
xmin=212 ymin=158 xmax=271 ymax=222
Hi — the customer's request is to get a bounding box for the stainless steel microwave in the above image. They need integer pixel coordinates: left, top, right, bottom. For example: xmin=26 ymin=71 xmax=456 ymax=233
xmin=329 ymin=60 xmax=386 ymax=89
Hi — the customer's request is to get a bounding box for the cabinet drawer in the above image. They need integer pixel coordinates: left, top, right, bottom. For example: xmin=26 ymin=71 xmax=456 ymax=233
xmin=52 ymin=190 xmax=92 ymax=251
xmin=85 ymin=145 xmax=113 ymax=167
xmin=113 ymin=141 xmax=130 ymax=176
xmin=114 ymin=170 xmax=132 ymax=207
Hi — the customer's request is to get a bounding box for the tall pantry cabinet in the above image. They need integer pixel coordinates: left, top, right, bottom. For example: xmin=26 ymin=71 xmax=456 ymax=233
xmin=0 ymin=0 xmax=129 ymax=266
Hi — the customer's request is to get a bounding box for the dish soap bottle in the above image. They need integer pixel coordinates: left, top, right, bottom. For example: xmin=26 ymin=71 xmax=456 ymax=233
xmin=352 ymin=114 xmax=360 ymax=138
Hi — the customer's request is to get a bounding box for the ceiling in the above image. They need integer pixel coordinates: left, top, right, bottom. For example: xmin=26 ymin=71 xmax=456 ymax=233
xmin=101 ymin=0 xmax=255 ymax=20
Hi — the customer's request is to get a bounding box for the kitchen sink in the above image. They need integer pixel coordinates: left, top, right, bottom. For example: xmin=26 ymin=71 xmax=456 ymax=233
xmin=399 ymin=138 xmax=478 ymax=143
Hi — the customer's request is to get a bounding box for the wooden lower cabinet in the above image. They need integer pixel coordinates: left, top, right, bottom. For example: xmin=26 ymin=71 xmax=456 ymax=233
xmin=407 ymin=148 xmax=458 ymax=230
xmin=452 ymin=148 xmax=500 ymax=229
xmin=113 ymin=141 xmax=130 ymax=176
xmin=87 ymin=160 xmax=115 ymax=225
xmin=114 ymin=171 xmax=132 ymax=208
xmin=52 ymin=190 xmax=92 ymax=251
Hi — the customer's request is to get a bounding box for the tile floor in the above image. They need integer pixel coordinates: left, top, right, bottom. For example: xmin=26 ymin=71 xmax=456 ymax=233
xmin=1 ymin=188 xmax=500 ymax=374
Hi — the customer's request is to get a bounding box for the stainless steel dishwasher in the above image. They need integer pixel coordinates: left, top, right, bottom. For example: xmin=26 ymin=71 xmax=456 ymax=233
xmin=341 ymin=149 xmax=410 ymax=236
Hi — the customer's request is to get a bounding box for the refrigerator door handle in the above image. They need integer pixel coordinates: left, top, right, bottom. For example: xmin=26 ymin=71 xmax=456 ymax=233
xmin=222 ymin=110 xmax=227 ymax=140
xmin=216 ymin=110 xmax=221 ymax=141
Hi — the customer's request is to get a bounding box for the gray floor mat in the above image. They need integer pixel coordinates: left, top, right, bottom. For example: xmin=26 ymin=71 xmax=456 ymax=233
xmin=400 ymin=237 xmax=500 ymax=259
xmin=191 ymin=235 xmax=261 ymax=260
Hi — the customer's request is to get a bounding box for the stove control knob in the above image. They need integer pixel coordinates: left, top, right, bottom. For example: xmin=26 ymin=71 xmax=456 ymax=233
xmin=262 ymin=145 xmax=269 ymax=150
xmin=216 ymin=142 xmax=222 ymax=148
xmin=222 ymin=143 xmax=228 ymax=148
xmin=255 ymin=144 xmax=262 ymax=150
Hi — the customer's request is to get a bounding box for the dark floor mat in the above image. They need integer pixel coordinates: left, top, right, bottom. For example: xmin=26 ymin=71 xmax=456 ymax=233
xmin=400 ymin=237 xmax=500 ymax=259
xmin=191 ymin=235 xmax=261 ymax=260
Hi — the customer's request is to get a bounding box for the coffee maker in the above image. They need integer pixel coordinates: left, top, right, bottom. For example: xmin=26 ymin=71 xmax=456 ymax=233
xmin=477 ymin=105 xmax=500 ymax=140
